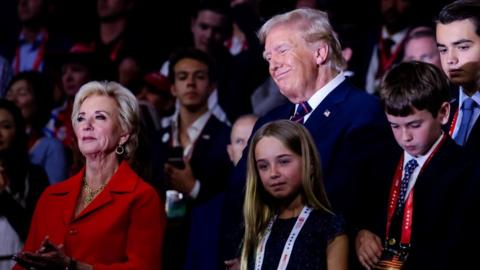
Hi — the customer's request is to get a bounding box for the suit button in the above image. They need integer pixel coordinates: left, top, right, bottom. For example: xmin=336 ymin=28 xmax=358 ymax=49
xmin=68 ymin=228 xmax=78 ymax=235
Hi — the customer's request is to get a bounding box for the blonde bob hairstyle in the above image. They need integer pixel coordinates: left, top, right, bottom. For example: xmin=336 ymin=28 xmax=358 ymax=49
xmin=240 ymin=120 xmax=331 ymax=269
xmin=258 ymin=8 xmax=346 ymax=72
xmin=71 ymin=81 xmax=140 ymax=160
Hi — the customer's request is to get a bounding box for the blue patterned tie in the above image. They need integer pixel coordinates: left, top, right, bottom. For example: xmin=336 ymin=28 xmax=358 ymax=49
xmin=396 ymin=159 xmax=418 ymax=216
xmin=290 ymin=102 xmax=312 ymax=124
xmin=455 ymin=98 xmax=477 ymax=146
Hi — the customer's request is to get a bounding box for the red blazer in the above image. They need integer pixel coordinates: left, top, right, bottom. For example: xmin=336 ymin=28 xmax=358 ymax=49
xmin=15 ymin=161 xmax=165 ymax=270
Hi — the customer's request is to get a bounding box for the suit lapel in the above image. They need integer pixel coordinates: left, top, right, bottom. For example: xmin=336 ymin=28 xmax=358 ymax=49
xmin=285 ymin=103 xmax=295 ymax=119
xmin=62 ymin=185 xmax=81 ymax=225
xmin=71 ymin=161 xmax=137 ymax=222
xmin=45 ymin=171 xmax=84 ymax=226
xmin=304 ymin=80 xmax=350 ymax=132
xmin=190 ymin=116 xmax=216 ymax=164
xmin=445 ymin=99 xmax=459 ymax=134
xmin=74 ymin=188 xmax=114 ymax=221
xmin=466 ymin=115 xmax=480 ymax=149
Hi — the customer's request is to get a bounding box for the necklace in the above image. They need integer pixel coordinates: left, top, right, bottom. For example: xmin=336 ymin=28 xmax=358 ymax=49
xmin=82 ymin=176 xmax=106 ymax=205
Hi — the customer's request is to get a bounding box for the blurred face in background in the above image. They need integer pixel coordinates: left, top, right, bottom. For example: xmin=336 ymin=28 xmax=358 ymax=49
xmin=62 ymin=62 xmax=92 ymax=98
xmin=137 ymin=86 xmax=174 ymax=116
xmin=6 ymin=79 xmax=36 ymax=123
xmin=191 ymin=9 xmax=229 ymax=54
xmin=97 ymin=0 xmax=133 ymax=21
xmin=0 ymin=109 xmax=16 ymax=152
xmin=118 ymin=57 xmax=142 ymax=91
xmin=404 ymin=36 xmax=441 ymax=68
xmin=17 ymin=0 xmax=46 ymax=24
xmin=227 ymin=116 xmax=257 ymax=165
xmin=380 ymin=0 xmax=412 ymax=33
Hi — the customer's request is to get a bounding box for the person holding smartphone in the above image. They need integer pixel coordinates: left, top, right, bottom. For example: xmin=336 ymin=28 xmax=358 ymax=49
xmin=152 ymin=47 xmax=233 ymax=270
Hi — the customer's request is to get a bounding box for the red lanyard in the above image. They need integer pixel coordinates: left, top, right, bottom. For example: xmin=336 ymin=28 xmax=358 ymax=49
xmin=448 ymin=109 xmax=459 ymax=136
xmin=378 ymin=30 xmax=410 ymax=76
xmin=14 ymin=31 xmax=49 ymax=74
xmin=385 ymin=133 xmax=446 ymax=246
xmin=109 ymin=40 xmax=123 ymax=62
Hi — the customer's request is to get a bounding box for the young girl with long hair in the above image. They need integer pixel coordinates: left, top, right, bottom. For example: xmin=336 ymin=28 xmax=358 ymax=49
xmin=241 ymin=120 xmax=348 ymax=270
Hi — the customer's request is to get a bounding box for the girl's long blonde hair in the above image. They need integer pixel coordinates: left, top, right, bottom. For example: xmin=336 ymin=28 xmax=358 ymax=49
xmin=240 ymin=120 xmax=331 ymax=269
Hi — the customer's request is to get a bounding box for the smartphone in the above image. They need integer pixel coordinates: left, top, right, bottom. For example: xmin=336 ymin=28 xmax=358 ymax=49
xmin=167 ymin=146 xmax=185 ymax=169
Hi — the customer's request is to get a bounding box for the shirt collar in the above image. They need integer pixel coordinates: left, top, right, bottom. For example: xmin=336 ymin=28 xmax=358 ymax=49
xmin=186 ymin=111 xmax=211 ymax=143
xmin=171 ymin=110 xmax=211 ymax=148
xmin=18 ymin=30 xmax=47 ymax=47
xmin=458 ymin=87 xmax=480 ymax=107
xmin=381 ymin=27 xmax=410 ymax=45
xmin=306 ymin=72 xmax=346 ymax=111
xmin=404 ymin=132 xmax=444 ymax=169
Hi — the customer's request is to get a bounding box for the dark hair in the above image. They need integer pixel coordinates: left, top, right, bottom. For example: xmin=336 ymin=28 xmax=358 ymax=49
xmin=0 ymin=99 xmax=30 ymax=196
xmin=192 ymin=0 xmax=230 ymax=20
xmin=7 ymin=71 xmax=53 ymax=131
xmin=407 ymin=26 xmax=436 ymax=41
xmin=380 ymin=61 xmax=451 ymax=117
xmin=45 ymin=43 xmax=115 ymax=83
xmin=168 ymin=47 xmax=216 ymax=83
xmin=191 ymin=0 xmax=232 ymax=37
xmin=436 ymin=0 xmax=480 ymax=36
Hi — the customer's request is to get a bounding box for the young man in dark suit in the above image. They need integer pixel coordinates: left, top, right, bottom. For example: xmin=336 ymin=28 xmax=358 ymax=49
xmin=356 ymin=61 xmax=476 ymax=270
xmin=436 ymin=0 xmax=480 ymax=152
xmin=222 ymin=8 xmax=397 ymax=268
xmin=364 ymin=0 xmax=416 ymax=94
xmin=152 ymin=48 xmax=232 ymax=270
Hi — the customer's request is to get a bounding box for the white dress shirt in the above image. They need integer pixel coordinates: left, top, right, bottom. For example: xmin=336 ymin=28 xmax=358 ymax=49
xmin=299 ymin=72 xmax=346 ymax=123
xmin=170 ymin=110 xmax=212 ymax=199
xmin=403 ymin=133 xmax=444 ymax=200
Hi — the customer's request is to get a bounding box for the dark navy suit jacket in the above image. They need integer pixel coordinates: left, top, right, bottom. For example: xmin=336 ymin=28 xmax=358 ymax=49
xmin=221 ymin=78 xmax=398 ymax=260
xmin=447 ymin=148 xmax=480 ymax=270
xmin=446 ymin=99 xmax=480 ymax=154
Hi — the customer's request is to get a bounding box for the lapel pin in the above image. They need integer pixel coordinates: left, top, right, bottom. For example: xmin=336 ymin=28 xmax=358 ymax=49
xmin=323 ymin=110 xmax=331 ymax=117
xmin=202 ymin=134 xmax=210 ymax=140
xmin=162 ymin=132 xmax=170 ymax=143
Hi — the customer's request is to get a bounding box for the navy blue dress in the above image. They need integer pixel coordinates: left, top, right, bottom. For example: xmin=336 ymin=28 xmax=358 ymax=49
xmin=251 ymin=210 xmax=345 ymax=270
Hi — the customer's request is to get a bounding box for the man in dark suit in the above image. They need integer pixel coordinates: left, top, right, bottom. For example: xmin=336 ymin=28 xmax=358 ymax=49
xmin=222 ymin=8 xmax=397 ymax=268
xmin=436 ymin=0 xmax=480 ymax=152
xmin=152 ymin=48 xmax=232 ymax=270
xmin=363 ymin=0 xmax=416 ymax=94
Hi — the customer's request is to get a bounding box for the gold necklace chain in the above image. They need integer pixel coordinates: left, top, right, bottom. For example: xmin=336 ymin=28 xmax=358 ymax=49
xmin=82 ymin=176 xmax=106 ymax=205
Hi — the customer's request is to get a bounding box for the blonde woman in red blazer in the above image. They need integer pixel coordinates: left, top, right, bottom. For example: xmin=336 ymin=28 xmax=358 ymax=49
xmin=13 ymin=81 xmax=166 ymax=270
